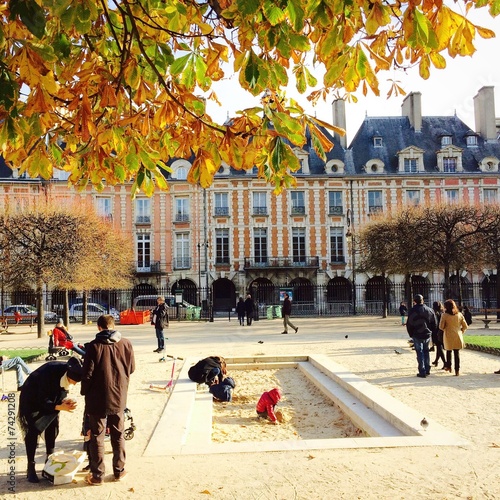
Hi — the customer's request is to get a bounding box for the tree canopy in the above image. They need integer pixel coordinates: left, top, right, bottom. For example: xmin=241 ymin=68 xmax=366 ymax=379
xmin=0 ymin=0 xmax=497 ymax=195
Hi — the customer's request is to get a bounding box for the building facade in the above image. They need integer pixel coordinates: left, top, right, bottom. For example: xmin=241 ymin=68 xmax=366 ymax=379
xmin=1 ymin=87 xmax=499 ymax=315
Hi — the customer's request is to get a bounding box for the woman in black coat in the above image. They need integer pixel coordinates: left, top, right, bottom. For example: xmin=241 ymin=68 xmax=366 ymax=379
xmin=431 ymin=301 xmax=446 ymax=368
xmin=188 ymin=356 xmax=227 ymax=386
xmin=18 ymin=358 xmax=83 ymax=483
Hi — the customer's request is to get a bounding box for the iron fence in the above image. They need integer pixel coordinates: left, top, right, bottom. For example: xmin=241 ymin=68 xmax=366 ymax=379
xmin=1 ymin=281 xmax=497 ymax=323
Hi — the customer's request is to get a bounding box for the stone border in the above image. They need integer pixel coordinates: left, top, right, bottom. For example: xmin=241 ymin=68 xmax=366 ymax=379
xmin=144 ymin=355 xmax=468 ymax=457
xmin=466 ymin=344 xmax=500 ymax=356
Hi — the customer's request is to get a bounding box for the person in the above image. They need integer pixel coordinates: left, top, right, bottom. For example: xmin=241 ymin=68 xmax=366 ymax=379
xmin=463 ymin=305 xmax=473 ymax=326
xmin=14 ymin=310 xmax=22 ymax=324
xmin=494 ymin=368 xmax=500 ymax=375
xmin=209 ymin=376 xmax=236 ymax=402
xmin=52 ymin=318 xmax=86 ymax=356
xmin=81 ymin=315 xmax=135 ymax=486
xmin=439 ymin=299 xmax=468 ymax=376
xmin=431 ymin=301 xmax=446 ymax=369
xmin=188 ymin=356 xmax=227 ymax=386
xmin=236 ymin=297 xmax=246 ymax=326
xmin=17 ymin=357 xmax=84 ymax=483
xmin=151 ymin=296 xmax=169 ymax=353
xmin=406 ymin=294 xmax=437 ymax=378
xmin=399 ymin=301 xmax=408 ymax=326
xmin=256 ymin=387 xmax=282 ymax=424
xmin=244 ymin=294 xmax=255 ymax=326
xmin=281 ymin=293 xmax=298 ymax=334
xmin=0 ymin=354 xmax=32 ymax=390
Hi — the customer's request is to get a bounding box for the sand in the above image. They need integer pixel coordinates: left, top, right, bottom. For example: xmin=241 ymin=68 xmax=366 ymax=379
xmin=1 ymin=316 xmax=500 ymax=499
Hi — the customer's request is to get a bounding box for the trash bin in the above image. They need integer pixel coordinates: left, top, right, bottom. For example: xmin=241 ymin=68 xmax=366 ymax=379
xmin=266 ymin=306 xmax=274 ymax=320
xmin=274 ymin=305 xmax=282 ymax=318
xmin=186 ymin=307 xmax=194 ymax=321
xmin=194 ymin=307 xmax=201 ymax=320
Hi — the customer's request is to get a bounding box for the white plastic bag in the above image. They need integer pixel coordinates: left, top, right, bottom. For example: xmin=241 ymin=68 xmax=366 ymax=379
xmin=42 ymin=450 xmax=87 ymax=485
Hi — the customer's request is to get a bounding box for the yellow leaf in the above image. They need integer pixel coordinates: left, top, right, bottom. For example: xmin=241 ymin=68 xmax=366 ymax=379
xmin=429 ymin=51 xmax=446 ymax=69
xmin=419 ymin=54 xmax=430 ymax=79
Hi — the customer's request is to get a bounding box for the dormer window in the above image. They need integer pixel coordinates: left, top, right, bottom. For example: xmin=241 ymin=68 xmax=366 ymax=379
xmin=398 ymin=146 xmax=425 ymax=173
xmin=365 ymin=159 xmax=384 ymax=174
xmin=373 ymin=136 xmax=383 ymax=147
xmin=171 ymin=159 xmax=190 ymax=180
xmin=437 ymin=145 xmax=463 ymax=173
xmin=441 ymin=135 xmax=452 ymax=146
xmin=466 ymin=135 xmax=478 ymax=147
xmin=215 ymin=162 xmax=230 ymax=176
xmin=404 ymin=158 xmax=418 ymax=173
xmin=325 ymin=160 xmax=344 ymax=174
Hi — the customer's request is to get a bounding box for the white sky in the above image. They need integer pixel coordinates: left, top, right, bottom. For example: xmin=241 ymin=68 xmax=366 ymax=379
xmin=205 ymin=8 xmax=500 ymax=143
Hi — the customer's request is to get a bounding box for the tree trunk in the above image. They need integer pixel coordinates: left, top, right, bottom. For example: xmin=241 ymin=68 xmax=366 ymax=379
xmin=36 ymin=280 xmax=44 ymax=338
xmin=82 ymin=291 xmax=88 ymax=325
xmin=456 ymin=269 xmax=463 ymax=307
xmin=443 ymin=267 xmax=451 ymax=300
xmin=63 ymin=289 xmax=70 ymax=326
xmin=382 ymin=272 xmax=388 ymax=318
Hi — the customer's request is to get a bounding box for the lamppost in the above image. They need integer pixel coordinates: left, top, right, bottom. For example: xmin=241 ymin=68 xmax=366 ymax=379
xmin=346 ymin=208 xmax=357 ymax=315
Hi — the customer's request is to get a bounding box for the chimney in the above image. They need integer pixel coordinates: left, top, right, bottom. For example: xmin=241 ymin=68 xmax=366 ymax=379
xmin=401 ymin=92 xmax=422 ymax=132
xmin=474 ymin=86 xmax=497 ymax=142
xmin=332 ymin=98 xmax=347 ymax=148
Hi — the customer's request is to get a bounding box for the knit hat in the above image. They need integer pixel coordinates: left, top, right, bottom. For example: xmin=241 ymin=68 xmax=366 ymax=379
xmin=66 ymin=357 xmax=84 ymax=382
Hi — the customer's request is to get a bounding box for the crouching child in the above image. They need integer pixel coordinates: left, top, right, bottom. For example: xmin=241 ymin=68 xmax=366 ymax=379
xmin=256 ymin=388 xmax=282 ymax=424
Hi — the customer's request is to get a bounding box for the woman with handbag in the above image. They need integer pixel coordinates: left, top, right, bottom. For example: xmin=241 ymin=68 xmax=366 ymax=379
xmin=439 ymin=299 xmax=468 ymax=376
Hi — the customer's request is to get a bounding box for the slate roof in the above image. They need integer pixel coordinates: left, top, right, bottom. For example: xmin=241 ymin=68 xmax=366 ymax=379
xmin=349 ymin=115 xmax=500 ymax=174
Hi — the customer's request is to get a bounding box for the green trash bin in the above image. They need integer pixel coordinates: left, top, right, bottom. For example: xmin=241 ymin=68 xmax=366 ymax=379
xmin=266 ymin=306 xmax=274 ymax=320
xmin=274 ymin=305 xmax=282 ymax=318
xmin=186 ymin=307 xmax=194 ymax=321
xmin=194 ymin=307 xmax=201 ymax=320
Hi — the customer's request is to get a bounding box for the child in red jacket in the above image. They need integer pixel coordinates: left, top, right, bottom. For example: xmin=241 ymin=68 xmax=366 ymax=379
xmin=256 ymin=387 xmax=282 ymax=424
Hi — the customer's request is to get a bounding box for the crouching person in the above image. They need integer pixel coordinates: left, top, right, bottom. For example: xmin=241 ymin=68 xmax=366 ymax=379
xmin=18 ymin=357 xmax=84 ymax=483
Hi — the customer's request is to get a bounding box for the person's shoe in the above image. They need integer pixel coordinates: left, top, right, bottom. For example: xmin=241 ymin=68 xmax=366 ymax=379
xmin=444 ymin=367 xmax=452 ymax=372
xmin=85 ymin=473 xmax=103 ymax=486
xmin=27 ymin=462 xmax=39 ymax=483
xmin=494 ymin=369 xmax=500 ymax=374
xmin=295 ymin=327 xmax=299 ymax=333
xmin=82 ymin=464 xmax=91 ymax=472
xmin=429 ymin=346 xmax=435 ymax=352
xmin=158 ymin=348 xmax=164 ymax=352
xmin=281 ymin=331 xmax=288 ymax=334
xmin=426 ymin=371 xmax=431 ymax=376
xmin=432 ymin=361 xmax=438 ymax=367
xmin=416 ymin=374 xmax=426 ymax=378
xmin=114 ymin=470 xmax=128 ymax=481
xmin=153 ymin=348 xmax=160 ymax=353
xmin=455 ymin=370 xmax=460 ymax=376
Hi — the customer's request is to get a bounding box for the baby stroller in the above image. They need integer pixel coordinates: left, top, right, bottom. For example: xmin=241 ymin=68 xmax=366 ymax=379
xmin=123 ymin=408 xmax=136 ymax=440
xmin=45 ymin=329 xmax=70 ymax=361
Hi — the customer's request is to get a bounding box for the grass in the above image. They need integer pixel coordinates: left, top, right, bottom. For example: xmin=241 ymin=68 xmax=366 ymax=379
xmin=464 ymin=336 xmax=500 ymax=349
xmin=0 ymin=348 xmax=46 ymax=363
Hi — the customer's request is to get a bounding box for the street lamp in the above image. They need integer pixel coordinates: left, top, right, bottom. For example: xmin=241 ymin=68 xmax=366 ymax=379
xmin=346 ymin=208 xmax=357 ymax=315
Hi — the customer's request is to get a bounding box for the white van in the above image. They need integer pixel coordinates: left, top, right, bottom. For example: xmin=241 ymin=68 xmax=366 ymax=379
xmin=132 ymin=295 xmax=193 ymax=311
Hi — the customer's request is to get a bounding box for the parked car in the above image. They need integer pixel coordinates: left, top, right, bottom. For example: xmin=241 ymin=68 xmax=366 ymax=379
xmin=1 ymin=305 xmax=58 ymax=323
xmin=132 ymin=295 xmax=193 ymax=311
xmin=69 ymin=302 xmax=120 ymax=322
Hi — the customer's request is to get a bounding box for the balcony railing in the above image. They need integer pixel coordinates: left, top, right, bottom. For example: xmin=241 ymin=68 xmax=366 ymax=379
xmin=329 ymin=206 xmax=343 ymax=215
xmin=173 ymin=257 xmax=192 ymax=270
xmin=214 ymin=207 xmax=230 ymax=216
xmin=291 ymin=206 xmax=306 ymax=215
xmin=215 ymin=257 xmax=231 ymax=265
xmin=136 ymin=215 xmax=151 ymax=224
xmin=244 ymin=256 xmax=319 ymax=269
xmin=368 ymin=206 xmax=383 ymax=214
xmin=175 ymin=213 xmax=190 ymax=223
xmin=136 ymin=260 xmax=161 ymax=273
xmin=253 ymin=207 xmax=268 ymax=215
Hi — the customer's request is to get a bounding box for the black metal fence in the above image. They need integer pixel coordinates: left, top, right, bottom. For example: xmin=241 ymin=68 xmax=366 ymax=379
xmin=0 ymin=280 xmax=496 ymax=323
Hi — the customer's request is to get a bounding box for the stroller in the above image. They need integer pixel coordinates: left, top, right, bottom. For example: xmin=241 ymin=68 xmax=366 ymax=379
xmin=45 ymin=329 xmax=70 ymax=361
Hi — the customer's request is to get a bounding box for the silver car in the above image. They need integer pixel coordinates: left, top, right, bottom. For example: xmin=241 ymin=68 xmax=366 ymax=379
xmin=69 ymin=302 xmax=120 ymax=322
xmin=1 ymin=305 xmax=58 ymax=323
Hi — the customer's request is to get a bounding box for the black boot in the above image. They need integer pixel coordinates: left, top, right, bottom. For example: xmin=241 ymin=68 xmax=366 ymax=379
xmin=27 ymin=462 xmax=39 ymax=483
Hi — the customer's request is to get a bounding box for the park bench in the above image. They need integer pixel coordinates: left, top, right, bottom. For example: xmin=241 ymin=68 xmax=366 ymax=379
xmin=478 ymin=308 xmax=500 ymax=328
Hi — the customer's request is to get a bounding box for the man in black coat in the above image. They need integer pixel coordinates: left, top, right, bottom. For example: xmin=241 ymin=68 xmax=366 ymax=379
xmin=151 ymin=296 xmax=169 ymax=352
xmin=81 ymin=315 xmax=135 ymax=485
xmin=244 ymin=294 xmax=255 ymax=326
xmin=406 ymin=294 xmax=438 ymax=378
xmin=18 ymin=357 xmax=83 ymax=483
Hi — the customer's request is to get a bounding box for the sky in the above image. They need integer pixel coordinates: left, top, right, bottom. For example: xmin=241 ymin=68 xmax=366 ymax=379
xmin=205 ymin=7 xmax=500 ymax=144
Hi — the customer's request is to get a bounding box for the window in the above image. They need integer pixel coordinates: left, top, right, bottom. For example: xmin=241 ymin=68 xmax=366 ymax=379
xmin=292 ymin=227 xmax=306 ymax=263
xmin=466 ymin=135 xmax=478 ymax=147
xmin=176 ymin=167 xmax=187 ymax=180
xmin=175 ymin=197 xmax=190 ymax=222
xmin=96 ymin=197 xmax=112 ymax=220
xmin=136 ymin=199 xmax=151 ymax=224
xmin=253 ymin=192 xmax=267 ymax=215
xmin=328 ymin=191 xmax=343 ymax=215
xmin=215 ymin=228 xmax=230 ymax=264
xmin=441 ymin=136 xmax=452 ymax=146
xmin=404 ymin=158 xmax=418 ymax=173
xmin=137 ymin=234 xmax=151 ymax=271
xmin=174 ymin=233 xmax=191 ymax=269
xmin=443 ymin=157 xmax=457 ymax=173
xmin=368 ymin=191 xmax=383 ymax=213
xmin=446 ymin=189 xmax=459 ymax=204
xmin=484 ymin=189 xmax=498 ymax=204
xmin=214 ymin=192 xmax=229 ymax=216
xmin=291 ymin=191 xmax=305 ymax=215
xmin=253 ymin=228 xmax=268 ymax=265
xmin=330 ymin=228 xmax=345 ymax=263
xmin=406 ymin=190 xmax=421 ymax=206
xmin=373 ymin=137 xmax=383 ymax=147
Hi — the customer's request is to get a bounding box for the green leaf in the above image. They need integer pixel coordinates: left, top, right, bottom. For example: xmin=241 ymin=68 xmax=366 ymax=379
xmin=52 ymin=33 xmax=71 ymax=58
xmin=263 ymin=1 xmax=285 ymax=26
xmin=170 ymin=53 xmax=191 ymax=76
xmin=9 ymin=0 xmax=46 ymax=39
xmin=125 ymin=151 xmax=139 ymax=172
xmin=288 ymin=33 xmax=310 ymax=52
xmin=286 ymin=0 xmax=304 ymax=32
xmin=243 ymin=51 xmax=260 ymax=89
xmin=236 ymin=0 xmax=261 ymax=16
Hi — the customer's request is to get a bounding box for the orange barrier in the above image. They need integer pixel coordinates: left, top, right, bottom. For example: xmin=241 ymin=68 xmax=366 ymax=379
xmin=120 ymin=309 xmax=151 ymax=325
